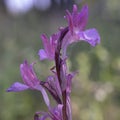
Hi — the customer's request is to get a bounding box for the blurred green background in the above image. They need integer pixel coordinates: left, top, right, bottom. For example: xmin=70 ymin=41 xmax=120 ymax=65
xmin=0 ymin=0 xmax=120 ymax=120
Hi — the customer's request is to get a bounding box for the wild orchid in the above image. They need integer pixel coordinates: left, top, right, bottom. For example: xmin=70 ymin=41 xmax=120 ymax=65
xmin=7 ymin=4 xmax=100 ymax=120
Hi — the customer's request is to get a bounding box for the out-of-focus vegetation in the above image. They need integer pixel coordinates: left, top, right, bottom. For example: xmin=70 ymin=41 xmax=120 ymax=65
xmin=0 ymin=0 xmax=120 ymax=120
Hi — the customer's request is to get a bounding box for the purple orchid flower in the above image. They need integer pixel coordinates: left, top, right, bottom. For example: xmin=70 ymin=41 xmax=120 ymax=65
xmin=7 ymin=60 xmax=40 ymax=91
xmin=7 ymin=60 xmax=50 ymax=107
xmin=66 ymin=4 xmax=100 ymax=46
xmin=62 ymin=4 xmax=100 ymax=57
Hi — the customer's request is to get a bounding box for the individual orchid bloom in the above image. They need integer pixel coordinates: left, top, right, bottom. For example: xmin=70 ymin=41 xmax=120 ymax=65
xmin=38 ymin=33 xmax=58 ymax=60
xmin=7 ymin=60 xmax=40 ymax=92
xmin=7 ymin=60 xmax=50 ymax=107
xmin=62 ymin=4 xmax=100 ymax=57
xmin=34 ymin=104 xmax=63 ymax=120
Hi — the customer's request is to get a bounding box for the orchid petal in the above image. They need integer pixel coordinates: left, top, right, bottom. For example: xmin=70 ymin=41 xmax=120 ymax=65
xmin=80 ymin=28 xmax=100 ymax=46
xmin=7 ymin=82 xmax=29 ymax=92
xmin=20 ymin=60 xmax=40 ymax=89
xmin=66 ymin=4 xmax=88 ymax=33
xmin=77 ymin=4 xmax=88 ymax=30
xmin=66 ymin=10 xmax=74 ymax=34
xmin=41 ymin=34 xmax=51 ymax=55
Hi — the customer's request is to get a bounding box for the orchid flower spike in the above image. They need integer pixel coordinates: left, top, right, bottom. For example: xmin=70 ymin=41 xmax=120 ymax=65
xmin=7 ymin=4 xmax=101 ymax=120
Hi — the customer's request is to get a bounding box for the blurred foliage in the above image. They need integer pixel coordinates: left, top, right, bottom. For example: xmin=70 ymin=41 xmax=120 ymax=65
xmin=0 ymin=0 xmax=120 ymax=120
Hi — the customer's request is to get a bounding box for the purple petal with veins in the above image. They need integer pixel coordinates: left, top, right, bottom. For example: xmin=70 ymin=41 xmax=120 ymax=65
xmin=80 ymin=28 xmax=100 ymax=46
